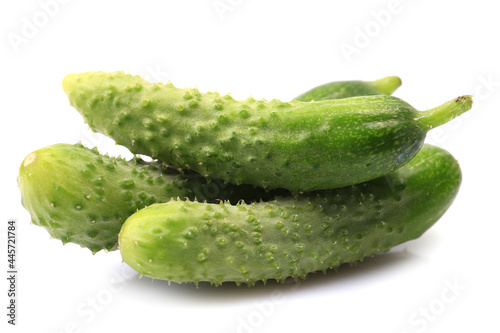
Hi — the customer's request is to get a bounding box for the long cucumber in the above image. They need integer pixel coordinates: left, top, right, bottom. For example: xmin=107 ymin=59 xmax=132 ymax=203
xmin=62 ymin=71 xmax=471 ymax=192
xmin=118 ymin=144 xmax=461 ymax=285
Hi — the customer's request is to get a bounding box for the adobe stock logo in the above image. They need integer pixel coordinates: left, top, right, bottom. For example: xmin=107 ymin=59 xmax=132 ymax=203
xmin=339 ymin=0 xmax=415 ymax=63
xmin=233 ymin=281 xmax=301 ymax=333
xmin=399 ymin=278 xmax=466 ymax=333
xmin=7 ymin=0 xmax=72 ymax=54
xmin=212 ymin=0 xmax=245 ymax=21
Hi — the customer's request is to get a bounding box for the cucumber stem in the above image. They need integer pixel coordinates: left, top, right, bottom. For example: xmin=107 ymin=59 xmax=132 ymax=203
xmin=417 ymin=95 xmax=473 ymax=131
xmin=372 ymin=76 xmax=402 ymax=95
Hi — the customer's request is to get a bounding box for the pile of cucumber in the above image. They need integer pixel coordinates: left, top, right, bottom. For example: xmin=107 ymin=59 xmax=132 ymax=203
xmin=18 ymin=73 xmax=471 ymax=286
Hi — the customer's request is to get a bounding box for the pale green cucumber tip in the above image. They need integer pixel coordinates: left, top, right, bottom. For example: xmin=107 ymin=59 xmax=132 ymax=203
xmin=61 ymin=73 xmax=76 ymax=95
xmin=373 ymin=75 xmax=402 ymax=95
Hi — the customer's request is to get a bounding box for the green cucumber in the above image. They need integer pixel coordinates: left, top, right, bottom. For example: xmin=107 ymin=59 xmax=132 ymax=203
xmin=63 ymin=71 xmax=471 ymax=192
xmin=18 ymin=143 xmax=284 ymax=253
xmin=294 ymin=76 xmax=401 ymax=101
xmin=118 ymin=144 xmax=461 ymax=286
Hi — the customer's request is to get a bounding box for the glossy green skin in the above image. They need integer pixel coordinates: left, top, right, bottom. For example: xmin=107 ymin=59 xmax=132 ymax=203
xmin=294 ymin=76 xmax=402 ymax=102
xmin=63 ymin=71 xmax=468 ymax=192
xmin=119 ymin=144 xmax=461 ymax=286
xmin=18 ymin=144 xmax=283 ymax=253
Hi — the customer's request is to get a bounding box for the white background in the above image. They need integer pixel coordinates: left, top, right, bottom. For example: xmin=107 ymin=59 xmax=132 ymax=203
xmin=1 ymin=0 xmax=499 ymax=332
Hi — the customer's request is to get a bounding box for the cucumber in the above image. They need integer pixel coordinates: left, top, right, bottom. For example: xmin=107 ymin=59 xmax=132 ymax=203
xmin=118 ymin=144 xmax=461 ymax=286
xmin=294 ymin=76 xmax=401 ymax=102
xmin=63 ymin=71 xmax=471 ymax=192
xmin=18 ymin=143 xmax=284 ymax=253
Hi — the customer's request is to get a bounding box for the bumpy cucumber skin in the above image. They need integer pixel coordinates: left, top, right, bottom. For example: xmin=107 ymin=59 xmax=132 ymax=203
xmin=119 ymin=144 xmax=461 ymax=286
xmin=294 ymin=76 xmax=402 ymax=102
xmin=18 ymin=144 xmax=282 ymax=253
xmin=63 ymin=71 xmax=432 ymax=192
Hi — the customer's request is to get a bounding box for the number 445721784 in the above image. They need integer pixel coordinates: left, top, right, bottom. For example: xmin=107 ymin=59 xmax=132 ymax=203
xmin=7 ymin=220 xmax=16 ymax=270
